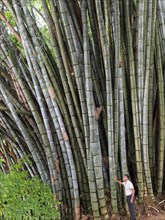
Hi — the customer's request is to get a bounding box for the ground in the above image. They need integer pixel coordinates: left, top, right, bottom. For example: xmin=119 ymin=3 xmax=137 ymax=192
xmin=140 ymin=214 xmax=165 ymax=220
xmin=138 ymin=198 xmax=165 ymax=220
xmin=83 ymin=198 xmax=165 ymax=219
xmin=118 ymin=197 xmax=165 ymax=220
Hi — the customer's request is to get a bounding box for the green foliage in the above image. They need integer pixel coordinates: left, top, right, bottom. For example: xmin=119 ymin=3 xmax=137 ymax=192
xmin=0 ymin=159 xmax=60 ymax=220
xmin=4 ymin=11 xmax=15 ymax=26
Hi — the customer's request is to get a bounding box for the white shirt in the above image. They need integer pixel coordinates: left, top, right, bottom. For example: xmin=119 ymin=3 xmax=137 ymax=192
xmin=122 ymin=180 xmax=134 ymax=196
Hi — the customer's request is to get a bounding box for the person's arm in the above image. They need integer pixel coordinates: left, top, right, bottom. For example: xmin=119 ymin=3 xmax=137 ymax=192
xmin=130 ymin=188 xmax=135 ymax=203
xmin=129 ymin=182 xmax=135 ymax=203
xmin=114 ymin=176 xmax=123 ymax=185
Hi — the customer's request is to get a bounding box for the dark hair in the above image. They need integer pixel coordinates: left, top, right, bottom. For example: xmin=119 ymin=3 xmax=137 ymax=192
xmin=124 ymin=174 xmax=129 ymax=179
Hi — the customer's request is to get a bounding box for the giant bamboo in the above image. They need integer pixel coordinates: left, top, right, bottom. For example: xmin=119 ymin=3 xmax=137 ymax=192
xmin=0 ymin=0 xmax=164 ymax=219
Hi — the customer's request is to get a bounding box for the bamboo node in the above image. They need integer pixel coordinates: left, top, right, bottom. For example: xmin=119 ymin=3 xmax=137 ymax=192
xmin=55 ymin=159 xmax=60 ymax=174
xmin=50 ymin=173 xmax=55 ymax=185
xmin=95 ymin=106 xmax=103 ymax=120
xmin=48 ymin=87 xmax=56 ymax=98
xmin=62 ymin=129 xmax=69 ymax=142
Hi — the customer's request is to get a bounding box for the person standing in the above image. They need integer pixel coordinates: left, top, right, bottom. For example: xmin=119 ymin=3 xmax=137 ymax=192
xmin=114 ymin=174 xmax=136 ymax=220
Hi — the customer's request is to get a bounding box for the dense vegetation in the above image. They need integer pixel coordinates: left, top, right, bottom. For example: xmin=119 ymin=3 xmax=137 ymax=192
xmin=0 ymin=159 xmax=59 ymax=220
xmin=0 ymin=0 xmax=164 ymax=219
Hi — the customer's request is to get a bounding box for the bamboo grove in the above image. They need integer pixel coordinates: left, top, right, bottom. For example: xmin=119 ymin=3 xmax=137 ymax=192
xmin=0 ymin=0 xmax=164 ymax=219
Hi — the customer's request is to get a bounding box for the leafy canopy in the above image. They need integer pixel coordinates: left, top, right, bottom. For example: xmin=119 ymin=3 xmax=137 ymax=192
xmin=0 ymin=159 xmax=60 ymax=220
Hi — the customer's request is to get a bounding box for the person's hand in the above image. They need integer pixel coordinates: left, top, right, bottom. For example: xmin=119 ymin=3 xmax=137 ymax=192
xmin=130 ymin=198 xmax=133 ymax=203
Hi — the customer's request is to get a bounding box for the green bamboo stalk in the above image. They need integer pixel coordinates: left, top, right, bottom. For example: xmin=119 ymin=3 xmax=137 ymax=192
xmin=155 ymin=24 xmax=165 ymax=194
xmin=87 ymin=0 xmax=106 ymax=105
xmin=157 ymin=0 xmax=165 ymax=64
xmin=135 ymin=0 xmax=145 ymax=136
xmin=123 ymin=0 xmax=143 ymax=199
xmin=112 ymin=0 xmax=120 ymax=169
xmin=148 ymin=0 xmax=157 ymax=189
xmin=142 ymin=0 xmax=156 ymax=197
xmin=83 ymin=1 xmax=109 ymax=219
xmin=95 ymin=0 xmax=118 ymax=214
xmin=119 ymin=54 xmax=128 ymax=177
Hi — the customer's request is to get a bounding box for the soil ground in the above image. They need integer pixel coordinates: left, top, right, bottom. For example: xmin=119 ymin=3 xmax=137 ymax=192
xmin=83 ymin=197 xmax=165 ymax=219
xmin=138 ymin=198 xmax=165 ymax=220
xmin=118 ymin=197 xmax=165 ymax=220
xmin=120 ymin=213 xmax=165 ymax=220
xmin=140 ymin=214 xmax=165 ymax=219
